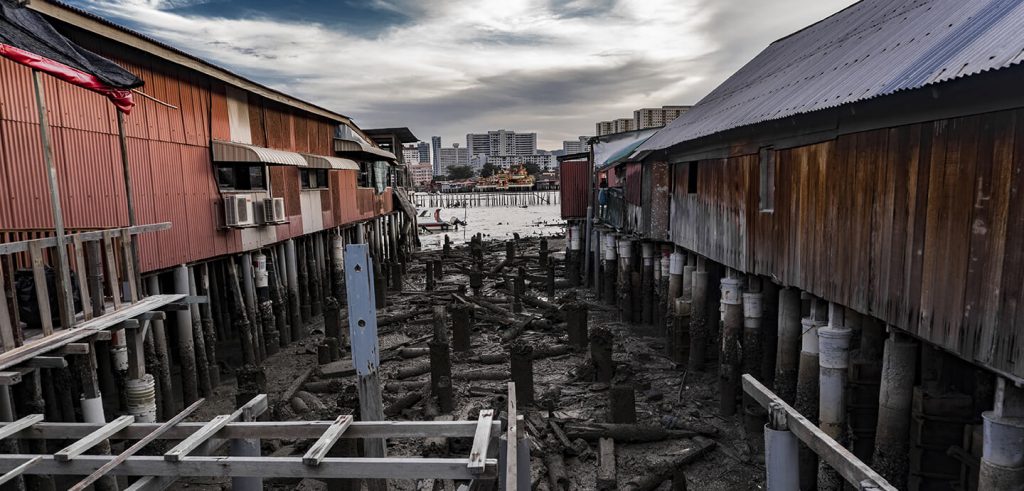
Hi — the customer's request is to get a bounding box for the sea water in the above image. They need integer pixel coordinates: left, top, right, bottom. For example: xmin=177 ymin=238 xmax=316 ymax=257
xmin=417 ymin=201 xmax=565 ymax=250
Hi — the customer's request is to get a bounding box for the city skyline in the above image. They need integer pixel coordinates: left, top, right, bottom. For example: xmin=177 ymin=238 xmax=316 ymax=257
xmin=62 ymin=0 xmax=857 ymax=149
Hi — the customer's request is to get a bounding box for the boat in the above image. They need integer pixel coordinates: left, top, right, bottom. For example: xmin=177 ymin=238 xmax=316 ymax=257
xmin=418 ymin=208 xmax=466 ymax=231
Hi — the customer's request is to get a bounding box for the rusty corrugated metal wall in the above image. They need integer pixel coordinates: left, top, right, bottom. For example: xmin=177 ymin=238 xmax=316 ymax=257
xmin=559 ymin=160 xmax=589 ymax=219
xmin=669 ymin=107 xmax=1024 ymax=381
xmin=0 ymin=21 xmax=384 ymax=273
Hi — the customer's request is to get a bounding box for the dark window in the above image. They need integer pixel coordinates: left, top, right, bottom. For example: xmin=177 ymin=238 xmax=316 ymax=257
xmin=687 ymin=162 xmax=698 ymax=194
xmin=216 ymin=164 xmax=267 ymax=191
xmin=358 ymin=162 xmax=371 ymax=188
xmin=759 ymin=146 xmax=775 ymax=211
xmin=300 ymin=169 xmax=329 ymax=190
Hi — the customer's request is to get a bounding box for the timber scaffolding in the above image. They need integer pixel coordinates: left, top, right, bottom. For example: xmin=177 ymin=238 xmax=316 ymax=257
xmin=0 ymin=387 xmax=523 ymax=490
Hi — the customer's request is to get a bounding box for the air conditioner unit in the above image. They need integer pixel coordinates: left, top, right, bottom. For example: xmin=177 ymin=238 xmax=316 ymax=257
xmin=272 ymin=197 xmax=286 ymax=222
xmin=257 ymin=198 xmax=275 ymax=225
xmin=224 ymin=195 xmax=254 ymax=227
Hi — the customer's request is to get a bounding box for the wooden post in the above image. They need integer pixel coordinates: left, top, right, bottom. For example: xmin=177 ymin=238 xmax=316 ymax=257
xmin=116 ymin=111 xmax=142 ymax=292
xmin=285 ymin=239 xmax=303 ymax=341
xmin=342 ymin=244 xmax=387 ymax=491
xmin=509 ymin=342 xmax=534 ymax=406
xmin=197 ymin=265 xmax=220 ymax=388
xmin=640 ymin=243 xmax=655 ymax=325
xmin=590 ymin=327 xmax=614 ymax=385
xmin=187 ymin=266 xmax=212 ymax=397
xmin=174 ymin=265 xmax=199 ymax=405
xmin=31 ymin=70 xmax=73 ymax=330
xmin=241 ymin=253 xmax=265 ymax=362
xmin=450 ymin=304 xmax=472 ymax=352
xmin=775 ymin=288 xmax=802 ymax=405
xmin=268 ymin=247 xmax=291 ymax=347
xmin=429 ymin=306 xmax=452 ymax=397
xmin=254 ymin=253 xmax=279 ymax=356
xmin=227 ymin=261 xmax=256 ymax=365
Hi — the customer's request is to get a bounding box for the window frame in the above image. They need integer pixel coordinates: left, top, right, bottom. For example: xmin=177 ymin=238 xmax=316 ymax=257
xmin=758 ymin=146 xmax=776 ymax=212
xmin=215 ymin=164 xmax=269 ymax=192
xmin=686 ymin=162 xmax=698 ymax=195
xmin=300 ymin=168 xmax=330 ymax=190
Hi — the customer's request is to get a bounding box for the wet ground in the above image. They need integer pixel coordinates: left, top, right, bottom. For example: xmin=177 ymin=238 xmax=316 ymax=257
xmin=172 ymin=235 xmax=764 ymax=490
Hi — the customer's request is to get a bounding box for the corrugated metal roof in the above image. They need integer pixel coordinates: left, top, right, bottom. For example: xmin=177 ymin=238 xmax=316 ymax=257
xmin=593 ymin=128 xmax=660 ymax=170
xmin=212 ymin=139 xmax=307 ymax=167
xmin=333 ymin=138 xmax=397 ymax=161
xmin=302 ymin=153 xmax=359 ymax=170
xmin=640 ymin=0 xmax=1024 ymax=152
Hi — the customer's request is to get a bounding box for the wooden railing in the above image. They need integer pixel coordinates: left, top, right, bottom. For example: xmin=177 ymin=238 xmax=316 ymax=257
xmin=0 ymin=223 xmax=170 ymax=353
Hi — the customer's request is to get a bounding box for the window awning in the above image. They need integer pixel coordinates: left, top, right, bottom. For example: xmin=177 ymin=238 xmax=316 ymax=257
xmin=333 ymin=138 xmax=397 ymax=161
xmin=212 ymin=140 xmax=307 ymax=167
xmin=302 ymin=154 xmax=360 ymax=170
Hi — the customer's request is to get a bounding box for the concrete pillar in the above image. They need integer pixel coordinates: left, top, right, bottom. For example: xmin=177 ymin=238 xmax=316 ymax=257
xmin=795 ymin=298 xmax=826 ymax=489
xmin=602 ymin=235 xmax=617 ymax=306
xmin=285 ymin=239 xmax=303 ymax=341
xmin=871 ymin=330 xmax=917 ymax=490
xmin=817 ymin=303 xmax=851 ymax=491
xmin=979 ymin=378 xmax=1024 ymax=490
xmin=668 ymin=251 xmax=685 ymax=307
xmin=567 ymin=223 xmax=582 ymax=286
xmin=641 ymin=243 xmax=656 ymax=325
xmin=688 ymin=259 xmax=709 ymax=372
xmin=765 ymin=402 xmax=799 ymax=491
xmin=145 ymin=276 xmax=176 ymax=417
xmin=719 ymin=274 xmax=744 ymax=416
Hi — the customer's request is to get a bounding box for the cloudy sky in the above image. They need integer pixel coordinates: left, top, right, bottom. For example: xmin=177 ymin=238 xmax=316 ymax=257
xmin=66 ymin=0 xmax=858 ymax=150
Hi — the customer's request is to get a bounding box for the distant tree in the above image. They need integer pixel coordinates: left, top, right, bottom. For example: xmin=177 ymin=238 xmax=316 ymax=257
xmin=446 ymin=165 xmax=475 ymax=180
xmin=523 ymin=162 xmax=542 ymax=176
xmin=480 ymin=162 xmax=499 ymax=177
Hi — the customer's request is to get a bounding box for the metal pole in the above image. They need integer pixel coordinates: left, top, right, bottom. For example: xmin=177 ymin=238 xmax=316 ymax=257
xmin=764 ymin=402 xmax=799 ymax=490
xmin=31 ymin=70 xmax=73 ymax=325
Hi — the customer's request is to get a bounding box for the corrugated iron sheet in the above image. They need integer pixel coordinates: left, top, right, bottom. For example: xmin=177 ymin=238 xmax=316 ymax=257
xmin=559 ymin=160 xmax=590 ymax=219
xmin=212 ymin=139 xmax=307 ymax=167
xmin=624 ymin=163 xmax=642 ymax=205
xmin=641 ymin=0 xmax=1024 ymax=152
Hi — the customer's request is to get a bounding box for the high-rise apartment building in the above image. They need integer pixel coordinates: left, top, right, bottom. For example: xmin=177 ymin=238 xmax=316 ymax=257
xmin=597 ymin=105 xmax=691 ymax=136
xmin=431 ymin=136 xmax=442 ymax=175
xmin=563 ymin=136 xmax=591 ymax=154
xmin=417 ymin=141 xmax=430 ymax=165
xmin=466 ymin=133 xmax=490 ymax=158
xmin=401 ymin=145 xmax=420 ymax=164
xmin=466 ymin=129 xmax=538 ymax=158
xmin=410 ymin=163 xmax=433 ymax=186
xmin=438 ymin=143 xmax=470 ymax=176
xmin=634 ymin=105 xmax=691 ymax=129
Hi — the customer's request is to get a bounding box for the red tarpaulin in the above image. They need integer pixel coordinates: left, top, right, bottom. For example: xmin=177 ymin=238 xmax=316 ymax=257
xmin=0 ymin=0 xmax=143 ymax=113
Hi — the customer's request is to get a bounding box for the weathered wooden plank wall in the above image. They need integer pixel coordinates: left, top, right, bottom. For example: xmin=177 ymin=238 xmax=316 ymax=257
xmin=670 ymin=108 xmax=1024 ymax=380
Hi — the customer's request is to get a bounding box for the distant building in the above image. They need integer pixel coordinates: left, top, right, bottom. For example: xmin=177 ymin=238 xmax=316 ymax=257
xmin=563 ymin=136 xmax=591 ymax=154
xmin=634 ymin=105 xmax=691 ymax=130
xmin=431 ymin=136 xmax=442 ymax=175
xmin=597 ymin=105 xmax=691 ymax=136
xmin=466 ymin=129 xmax=538 ymax=158
xmin=410 ymin=163 xmax=433 ymax=186
xmin=438 ymin=143 xmax=470 ymax=175
xmin=402 ymin=145 xmax=420 ymax=165
xmin=417 ymin=141 xmax=430 ymax=165
xmin=487 ymin=154 xmax=556 ymax=170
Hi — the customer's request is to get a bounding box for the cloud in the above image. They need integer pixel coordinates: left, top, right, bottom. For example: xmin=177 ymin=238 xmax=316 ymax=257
xmin=66 ymin=0 xmax=856 ymax=149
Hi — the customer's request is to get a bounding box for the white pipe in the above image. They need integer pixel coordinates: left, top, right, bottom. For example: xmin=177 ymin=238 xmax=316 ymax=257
xmin=765 ymin=425 xmax=799 ymax=490
xmin=81 ymin=396 xmax=106 ymax=424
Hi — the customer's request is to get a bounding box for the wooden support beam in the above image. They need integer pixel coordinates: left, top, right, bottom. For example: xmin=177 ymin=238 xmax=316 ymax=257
xmin=0 ymin=415 xmax=43 ymax=440
xmin=0 ymin=457 xmax=41 ymax=486
xmin=28 ymin=242 xmax=53 ymax=336
xmin=56 ymin=343 xmax=89 ymax=355
xmin=68 ymin=398 xmax=205 ymax=491
xmin=468 ymin=409 xmax=494 ymax=475
xmin=302 ymin=415 xmax=353 ymax=466
xmin=54 ymin=415 xmax=135 ymax=462
xmin=0 ymin=419 xmax=502 ymax=441
xmin=134 ymin=312 xmax=167 ymax=322
xmin=54 ymin=416 xmax=136 ymax=463
xmin=742 ymin=375 xmax=897 ymax=491
xmin=0 ymin=455 xmax=498 ymax=480
xmin=102 ymin=231 xmax=122 ymax=311
xmin=163 ymin=414 xmax=233 ymax=462
xmin=0 ymin=224 xmax=172 ymax=256
xmin=0 ymin=294 xmax=185 ymax=370
xmin=23 ymin=356 xmax=66 ymax=369
xmin=0 ymin=372 xmax=22 ymax=386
